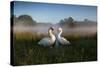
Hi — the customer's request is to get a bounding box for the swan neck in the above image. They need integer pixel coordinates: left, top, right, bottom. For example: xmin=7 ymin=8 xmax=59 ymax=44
xmin=49 ymin=30 xmax=54 ymax=38
xmin=49 ymin=30 xmax=55 ymax=41
xmin=58 ymin=30 xmax=62 ymax=37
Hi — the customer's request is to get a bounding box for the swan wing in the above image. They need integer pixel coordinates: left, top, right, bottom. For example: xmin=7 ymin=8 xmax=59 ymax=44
xmin=60 ymin=37 xmax=70 ymax=45
xmin=38 ymin=38 xmax=51 ymax=46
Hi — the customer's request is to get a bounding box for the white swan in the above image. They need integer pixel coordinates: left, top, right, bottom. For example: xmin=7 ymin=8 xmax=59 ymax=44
xmin=56 ymin=27 xmax=70 ymax=46
xmin=38 ymin=27 xmax=56 ymax=47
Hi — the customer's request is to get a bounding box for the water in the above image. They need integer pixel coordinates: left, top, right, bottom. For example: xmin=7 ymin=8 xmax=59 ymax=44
xmin=13 ymin=24 xmax=97 ymax=36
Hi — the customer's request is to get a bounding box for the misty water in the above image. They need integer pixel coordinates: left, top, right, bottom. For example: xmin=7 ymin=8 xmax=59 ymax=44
xmin=13 ymin=24 xmax=97 ymax=36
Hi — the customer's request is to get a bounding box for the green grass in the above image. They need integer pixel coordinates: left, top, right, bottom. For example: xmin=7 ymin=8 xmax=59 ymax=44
xmin=12 ymin=33 xmax=97 ymax=66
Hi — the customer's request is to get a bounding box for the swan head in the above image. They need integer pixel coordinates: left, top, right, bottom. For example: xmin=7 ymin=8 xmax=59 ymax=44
xmin=49 ymin=27 xmax=54 ymax=31
xmin=48 ymin=27 xmax=55 ymax=35
xmin=58 ymin=27 xmax=62 ymax=32
xmin=48 ymin=27 xmax=54 ymax=33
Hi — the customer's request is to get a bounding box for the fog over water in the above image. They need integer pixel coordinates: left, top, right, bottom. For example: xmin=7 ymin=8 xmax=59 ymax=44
xmin=13 ymin=23 xmax=97 ymax=36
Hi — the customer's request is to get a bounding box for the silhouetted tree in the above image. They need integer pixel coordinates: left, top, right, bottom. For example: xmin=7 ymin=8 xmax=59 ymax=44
xmin=59 ymin=19 xmax=65 ymax=25
xmin=18 ymin=15 xmax=36 ymax=25
xmin=67 ymin=17 xmax=73 ymax=23
xmin=67 ymin=17 xmax=76 ymax=28
xmin=84 ymin=18 xmax=88 ymax=22
xmin=59 ymin=17 xmax=76 ymax=28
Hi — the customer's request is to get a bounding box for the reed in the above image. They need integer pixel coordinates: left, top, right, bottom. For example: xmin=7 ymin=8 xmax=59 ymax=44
xmin=12 ymin=31 xmax=97 ymax=66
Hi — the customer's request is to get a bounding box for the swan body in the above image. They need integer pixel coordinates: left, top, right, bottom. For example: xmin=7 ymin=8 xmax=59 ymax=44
xmin=38 ymin=27 xmax=56 ymax=47
xmin=56 ymin=28 xmax=70 ymax=46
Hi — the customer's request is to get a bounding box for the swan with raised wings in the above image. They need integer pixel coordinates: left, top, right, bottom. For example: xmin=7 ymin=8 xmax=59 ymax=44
xmin=38 ymin=27 xmax=56 ymax=47
xmin=56 ymin=27 xmax=70 ymax=46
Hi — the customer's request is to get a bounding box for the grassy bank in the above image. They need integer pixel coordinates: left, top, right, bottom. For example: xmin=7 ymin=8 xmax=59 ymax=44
xmin=12 ymin=32 xmax=97 ymax=66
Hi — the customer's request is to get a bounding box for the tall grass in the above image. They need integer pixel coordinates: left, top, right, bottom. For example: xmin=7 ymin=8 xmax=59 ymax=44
xmin=12 ymin=32 xmax=97 ymax=66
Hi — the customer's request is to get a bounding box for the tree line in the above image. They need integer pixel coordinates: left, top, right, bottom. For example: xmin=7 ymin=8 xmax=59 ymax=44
xmin=59 ymin=17 xmax=76 ymax=27
xmin=11 ymin=14 xmax=91 ymax=27
xmin=11 ymin=15 xmax=36 ymax=26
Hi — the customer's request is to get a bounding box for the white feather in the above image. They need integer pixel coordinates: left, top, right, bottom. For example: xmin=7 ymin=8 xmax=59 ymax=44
xmin=38 ymin=28 xmax=56 ymax=47
xmin=59 ymin=37 xmax=70 ymax=45
xmin=56 ymin=28 xmax=70 ymax=46
xmin=38 ymin=38 xmax=52 ymax=46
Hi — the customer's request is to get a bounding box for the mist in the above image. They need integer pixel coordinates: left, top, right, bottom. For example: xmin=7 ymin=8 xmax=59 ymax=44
xmin=13 ymin=23 xmax=97 ymax=36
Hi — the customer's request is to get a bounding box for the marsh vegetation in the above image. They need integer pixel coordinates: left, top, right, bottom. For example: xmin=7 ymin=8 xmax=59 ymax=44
xmin=11 ymin=15 xmax=97 ymax=66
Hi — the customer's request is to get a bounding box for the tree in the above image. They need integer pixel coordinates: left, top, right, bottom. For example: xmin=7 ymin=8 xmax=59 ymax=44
xmin=18 ymin=15 xmax=36 ymax=25
xmin=59 ymin=19 xmax=65 ymax=25
xmin=84 ymin=18 xmax=88 ymax=22
xmin=67 ymin=17 xmax=75 ymax=28
xmin=67 ymin=17 xmax=73 ymax=23
xmin=63 ymin=18 xmax=68 ymax=24
xmin=59 ymin=17 xmax=76 ymax=28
